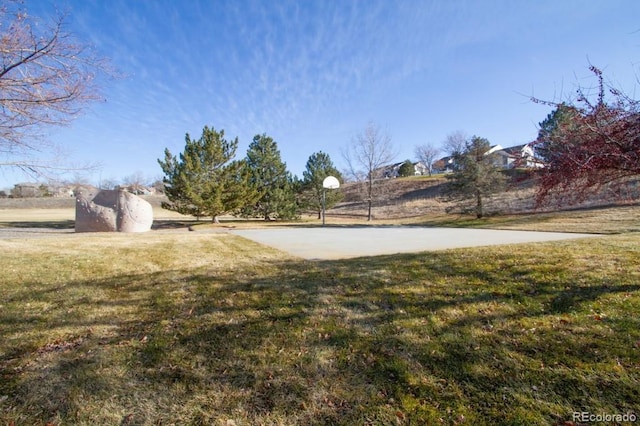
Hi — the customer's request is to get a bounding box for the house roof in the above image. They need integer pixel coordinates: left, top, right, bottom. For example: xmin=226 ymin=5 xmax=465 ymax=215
xmin=501 ymin=144 xmax=528 ymax=155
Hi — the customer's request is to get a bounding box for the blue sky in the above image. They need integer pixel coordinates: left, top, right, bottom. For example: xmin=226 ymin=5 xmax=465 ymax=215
xmin=2 ymin=0 xmax=639 ymax=188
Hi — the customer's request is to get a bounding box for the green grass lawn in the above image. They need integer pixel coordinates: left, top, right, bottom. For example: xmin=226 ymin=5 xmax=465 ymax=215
xmin=1 ymin=228 xmax=639 ymax=425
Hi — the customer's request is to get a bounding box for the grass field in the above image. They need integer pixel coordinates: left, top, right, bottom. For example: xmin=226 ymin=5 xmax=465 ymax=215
xmin=0 ymin=207 xmax=639 ymax=425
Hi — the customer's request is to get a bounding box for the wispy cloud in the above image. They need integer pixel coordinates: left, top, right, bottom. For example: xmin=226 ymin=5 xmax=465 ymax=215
xmin=4 ymin=0 xmax=638 ymax=186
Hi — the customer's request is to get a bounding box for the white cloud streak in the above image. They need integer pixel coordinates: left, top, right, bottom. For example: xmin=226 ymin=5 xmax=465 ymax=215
xmin=5 ymin=0 xmax=638 ymax=185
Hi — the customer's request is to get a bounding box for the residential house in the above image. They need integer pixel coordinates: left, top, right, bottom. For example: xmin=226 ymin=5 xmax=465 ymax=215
xmin=432 ymin=143 xmax=543 ymax=172
xmin=378 ymin=162 xmax=403 ymax=178
xmin=432 ymin=145 xmax=505 ymax=174
xmin=121 ymin=184 xmax=154 ymax=195
xmin=500 ymin=143 xmax=544 ymax=169
xmin=10 ymin=182 xmax=44 ymax=198
xmin=377 ymin=161 xmax=431 ymax=178
xmin=413 ymin=161 xmax=430 ymax=175
xmin=432 ymin=156 xmax=456 ymax=174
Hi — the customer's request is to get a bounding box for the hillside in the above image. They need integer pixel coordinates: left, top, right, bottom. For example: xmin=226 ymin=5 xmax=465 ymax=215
xmin=0 ymin=175 xmax=637 ymax=221
xmin=330 ymin=176 xmax=448 ymax=219
xmin=328 ymin=174 xmax=640 ymax=220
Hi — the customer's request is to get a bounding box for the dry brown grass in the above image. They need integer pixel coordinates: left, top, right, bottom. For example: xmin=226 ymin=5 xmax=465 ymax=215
xmin=0 ymin=208 xmax=75 ymax=222
xmin=0 ymin=205 xmax=189 ymax=225
xmin=1 ymin=229 xmax=639 ymax=424
xmin=407 ymin=205 xmax=640 ymax=234
xmin=2 ymin=202 xmax=637 ymax=236
xmin=1 ymin=176 xmax=636 ymax=228
xmin=333 ymin=174 xmax=639 ymax=221
xmin=1 ymin=186 xmax=639 ymax=424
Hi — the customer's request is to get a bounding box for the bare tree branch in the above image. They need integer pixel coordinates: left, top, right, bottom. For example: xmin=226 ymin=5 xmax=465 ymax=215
xmin=442 ymin=130 xmax=468 ymax=157
xmin=0 ymin=2 xmax=113 ymax=177
xmin=414 ymin=142 xmax=439 ymax=176
xmin=341 ymin=122 xmax=397 ymax=221
xmin=531 ymin=65 xmax=640 ymax=206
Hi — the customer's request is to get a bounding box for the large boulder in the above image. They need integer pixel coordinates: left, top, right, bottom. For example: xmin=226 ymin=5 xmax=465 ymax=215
xmin=75 ymin=189 xmax=153 ymax=233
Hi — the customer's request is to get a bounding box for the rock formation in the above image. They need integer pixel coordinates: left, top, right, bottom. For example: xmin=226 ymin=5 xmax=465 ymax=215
xmin=75 ymin=189 xmax=153 ymax=233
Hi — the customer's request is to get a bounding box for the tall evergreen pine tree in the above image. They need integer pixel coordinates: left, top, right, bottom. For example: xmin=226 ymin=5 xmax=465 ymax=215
xmin=445 ymin=136 xmax=506 ymax=218
xmin=243 ymin=134 xmax=298 ymax=220
xmin=158 ymin=126 xmax=256 ymax=222
xmin=301 ymin=151 xmax=343 ymax=219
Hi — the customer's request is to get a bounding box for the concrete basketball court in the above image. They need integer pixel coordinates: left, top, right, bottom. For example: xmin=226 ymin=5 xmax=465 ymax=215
xmin=231 ymin=227 xmax=597 ymax=260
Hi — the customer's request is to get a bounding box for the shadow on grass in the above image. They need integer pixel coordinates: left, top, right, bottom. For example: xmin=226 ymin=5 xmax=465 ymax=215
xmin=0 ymin=220 xmax=75 ymax=229
xmin=151 ymin=219 xmax=202 ymax=230
xmin=1 ymin=245 xmax=639 ymax=424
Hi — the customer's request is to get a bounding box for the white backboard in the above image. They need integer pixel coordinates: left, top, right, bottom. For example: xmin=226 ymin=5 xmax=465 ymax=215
xmin=322 ymin=176 xmax=340 ymax=189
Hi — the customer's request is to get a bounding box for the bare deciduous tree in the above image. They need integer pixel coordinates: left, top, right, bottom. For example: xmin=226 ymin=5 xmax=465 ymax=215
xmin=0 ymin=2 xmax=111 ymax=176
xmin=443 ymin=130 xmax=468 ymax=157
xmin=122 ymin=171 xmax=149 ymax=194
xmin=342 ymin=122 xmax=397 ymax=221
xmin=98 ymin=176 xmax=119 ymax=190
xmin=414 ymin=142 xmax=439 ymax=176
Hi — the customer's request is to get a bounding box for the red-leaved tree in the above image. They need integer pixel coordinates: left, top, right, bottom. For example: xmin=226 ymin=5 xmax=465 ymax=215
xmin=532 ymin=66 xmax=640 ymax=206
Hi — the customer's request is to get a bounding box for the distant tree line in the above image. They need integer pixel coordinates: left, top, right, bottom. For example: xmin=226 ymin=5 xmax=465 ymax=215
xmin=158 ymin=126 xmax=343 ymax=222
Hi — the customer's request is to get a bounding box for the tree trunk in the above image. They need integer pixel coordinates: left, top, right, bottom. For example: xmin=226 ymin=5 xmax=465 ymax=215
xmin=367 ymin=176 xmax=373 ymax=221
xmin=476 ymin=190 xmax=483 ymax=219
xmin=212 ymin=216 xmax=220 ymax=224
